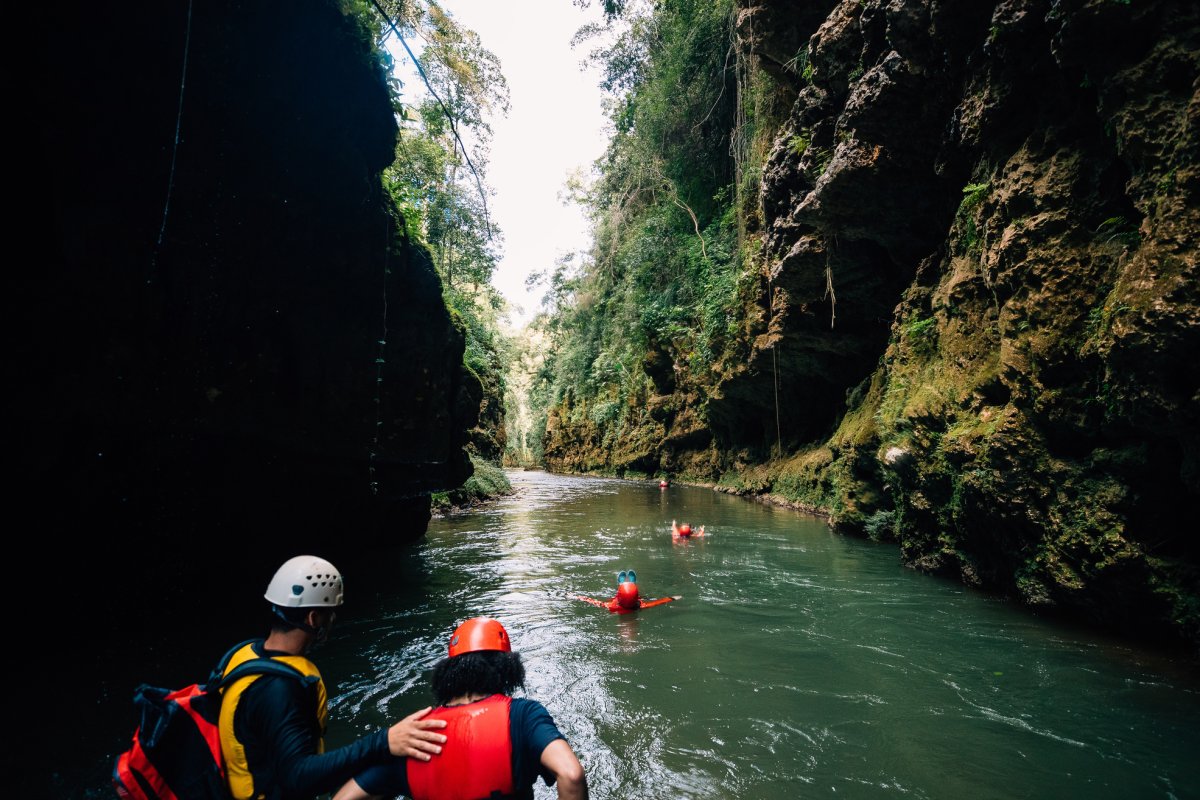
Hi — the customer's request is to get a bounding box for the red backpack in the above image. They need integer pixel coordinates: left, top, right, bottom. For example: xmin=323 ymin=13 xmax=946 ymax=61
xmin=112 ymin=639 xmax=312 ymax=800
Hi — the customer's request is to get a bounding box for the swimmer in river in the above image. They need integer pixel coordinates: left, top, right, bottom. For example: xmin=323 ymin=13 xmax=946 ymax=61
xmin=575 ymin=570 xmax=679 ymax=614
xmin=671 ymin=519 xmax=705 ymax=539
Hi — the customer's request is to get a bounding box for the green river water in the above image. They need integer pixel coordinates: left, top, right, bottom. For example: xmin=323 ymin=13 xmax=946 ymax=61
xmin=308 ymin=470 xmax=1199 ymax=799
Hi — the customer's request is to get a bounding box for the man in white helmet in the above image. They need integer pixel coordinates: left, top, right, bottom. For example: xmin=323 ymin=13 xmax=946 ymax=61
xmin=217 ymin=555 xmax=448 ymax=800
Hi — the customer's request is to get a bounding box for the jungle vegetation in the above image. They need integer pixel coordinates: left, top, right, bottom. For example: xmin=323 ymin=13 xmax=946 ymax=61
xmin=356 ymin=0 xmax=516 ymax=472
xmin=515 ymin=0 xmax=769 ymax=464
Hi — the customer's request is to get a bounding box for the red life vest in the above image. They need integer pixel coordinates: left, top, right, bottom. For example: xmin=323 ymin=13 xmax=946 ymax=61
xmin=406 ymin=695 xmax=514 ymax=800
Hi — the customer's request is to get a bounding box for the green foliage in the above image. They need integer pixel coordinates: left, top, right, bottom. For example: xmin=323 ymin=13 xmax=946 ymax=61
xmin=1157 ymin=169 xmax=1177 ymax=193
xmin=809 ymin=145 xmax=834 ymax=176
xmin=956 ymin=181 xmax=990 ymax=253
xmin=524 ymin=0 xmax=745 ymax=460
xmin=960 ymin=181 xmax=989 ymax=210
xmin=783 ymin=49 xmax=809 ymax=80
xmin=1083 ymin=298 xmax=1131 ymax=348
xmin=374 ymin=1 xmax=510 ymax=292
xmin=431 ymin=454 xmax=512 ymax=511
xmin=862 ymin=509 xmax=896 ymax=541
xmin=906 ymin=316 xmax=937 ymax=339
xmin=905 ymin=315 xmax=938 ymax=357
xmin=589 ymin=396 xmax=624 ymax=428
xmin=1094 ymin=216 xmax=1141 ymax=247
xmin=364 ymin=1 xmax=513 ymax=454
xmin=339 ymin=0 xmax=402 ymax=103
xmin=1082 ymin=374 xmax=1127 ymax=421
xmin=788 ymin=131 xmax=811 ymax=156
xmin=445 ymin=282 xmax=508 ymax=381
xmin=385 ymin=98 xmax=504 ymax=290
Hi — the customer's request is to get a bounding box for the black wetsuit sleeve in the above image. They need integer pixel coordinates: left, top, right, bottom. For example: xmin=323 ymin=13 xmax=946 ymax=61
xmin=353 ymin=757 xmax=410 ymax=797
xmin=238 ymin=676 xmax=391 ymax=798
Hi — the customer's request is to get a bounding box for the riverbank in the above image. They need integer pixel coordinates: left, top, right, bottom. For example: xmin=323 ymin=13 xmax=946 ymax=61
xmin=431 ymin=455 xmax=513 ymax=516
xmin=532 ymin=463 xmax=841 ymax=522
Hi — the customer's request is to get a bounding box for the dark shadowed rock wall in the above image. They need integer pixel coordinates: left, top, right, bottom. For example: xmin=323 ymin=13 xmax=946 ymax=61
xmin=25 ymin=0 xmax=477 ymax=575
xmin=16 ymin=4 xmax=477 ymax=770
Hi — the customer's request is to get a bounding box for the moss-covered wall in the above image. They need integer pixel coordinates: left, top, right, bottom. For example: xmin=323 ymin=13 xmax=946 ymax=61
xmin=543 ymin=0 xmax=1199 ymax=650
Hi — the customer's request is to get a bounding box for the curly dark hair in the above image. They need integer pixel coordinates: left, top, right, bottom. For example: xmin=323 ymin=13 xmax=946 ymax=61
xmin=431 ymin=650 xmax=526 ymax=706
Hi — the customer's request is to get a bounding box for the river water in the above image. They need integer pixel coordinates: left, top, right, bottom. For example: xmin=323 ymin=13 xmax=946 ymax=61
xmin=311 ymin=470 xmax=1199 ymax=800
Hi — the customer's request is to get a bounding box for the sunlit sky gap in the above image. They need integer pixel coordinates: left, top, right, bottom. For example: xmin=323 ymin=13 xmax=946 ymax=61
xmin=384 ymin=1 xmax=613 ymax=329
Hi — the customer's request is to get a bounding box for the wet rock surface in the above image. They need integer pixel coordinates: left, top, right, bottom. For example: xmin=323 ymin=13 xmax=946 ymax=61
xmin=544 ymin=0 xmax=1199 ymax=649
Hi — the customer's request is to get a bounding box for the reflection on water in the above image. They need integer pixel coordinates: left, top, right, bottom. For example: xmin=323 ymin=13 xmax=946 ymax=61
xmin=323 ymin=470 xmax=1200 ymax=800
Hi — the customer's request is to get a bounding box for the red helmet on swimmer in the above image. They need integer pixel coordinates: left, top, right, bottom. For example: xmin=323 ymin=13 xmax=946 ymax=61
xmin=616 ymin=569 xmax=640 ymax=609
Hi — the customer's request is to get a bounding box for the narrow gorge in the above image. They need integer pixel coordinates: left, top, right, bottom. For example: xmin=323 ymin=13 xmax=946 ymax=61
xmin=20 ymin=2 xmax=1199 ymax=796
xmin=534 ymin=0 xmax=1199 ymax=650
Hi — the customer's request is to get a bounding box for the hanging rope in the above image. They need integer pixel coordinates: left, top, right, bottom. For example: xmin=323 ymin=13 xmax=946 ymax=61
xmin=824 ymin=238 xmax=838 ymax=329
xmin=824 ymin=264 xmax=837 ymax=329
xmin=772 ymin=344 xmax=781 ymax=459
xmin=369 ymin=0 xmax=494 ymax=240
xmin=152 ymin=0 xmax=194 ymax=268
xmin=768 ymin=271 xmax=781 ymax=458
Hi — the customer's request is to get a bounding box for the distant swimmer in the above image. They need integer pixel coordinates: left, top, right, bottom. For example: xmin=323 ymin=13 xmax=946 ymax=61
xmin=575 ymin=570 xmax=679 ymax=614
xmin=659 ymin=479 xmax=669 ymax=489
xmin=671 ymin=519 xmax=705 ymax=539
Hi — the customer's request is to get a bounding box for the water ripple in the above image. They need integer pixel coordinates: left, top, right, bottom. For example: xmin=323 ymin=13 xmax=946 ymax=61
xmin=323 ymin=471 xmax=1200 ymax=800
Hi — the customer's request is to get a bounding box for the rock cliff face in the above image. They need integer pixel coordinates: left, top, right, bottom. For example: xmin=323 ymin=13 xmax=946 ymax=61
xmin=22 ymin=1 xmax=477 ymax=611
xmin=545 ymin=0 xmax=1198 ymax=648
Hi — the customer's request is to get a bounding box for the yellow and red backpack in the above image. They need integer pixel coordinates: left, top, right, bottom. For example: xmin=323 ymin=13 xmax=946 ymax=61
xmin=112 ymin=639 xmax=315 ymax=800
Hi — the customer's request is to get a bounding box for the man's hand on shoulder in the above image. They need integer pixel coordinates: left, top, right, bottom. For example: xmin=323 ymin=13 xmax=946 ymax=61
xmin=387 ymin=706 xmax=448 ymax=761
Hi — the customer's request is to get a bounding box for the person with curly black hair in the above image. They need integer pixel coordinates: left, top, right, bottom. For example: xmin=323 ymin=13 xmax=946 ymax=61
xmin=333 ymin=616 xmax=588 ymax=800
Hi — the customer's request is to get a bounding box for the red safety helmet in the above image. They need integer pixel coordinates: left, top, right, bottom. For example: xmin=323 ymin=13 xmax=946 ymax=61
xmin=447 ymin=616 xmax=512 ymax=658
xmin=616 ymin=580 xmax=640 ymax=609
xmin=679 ymin=523 xmax=692 ymax=536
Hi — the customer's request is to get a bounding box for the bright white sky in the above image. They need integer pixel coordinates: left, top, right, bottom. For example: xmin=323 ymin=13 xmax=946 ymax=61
xmin=386 ymin=1 xmax=613 ymax=330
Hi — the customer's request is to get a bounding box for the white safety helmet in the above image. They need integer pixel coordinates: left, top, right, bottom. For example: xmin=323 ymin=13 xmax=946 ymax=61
xmin=264 ymin=555 xmax=344 ymax=608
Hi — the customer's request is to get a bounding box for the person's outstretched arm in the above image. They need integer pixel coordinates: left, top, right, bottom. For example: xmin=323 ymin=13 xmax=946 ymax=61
xmin=540 ymin=739 xmax=588 ymax=799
